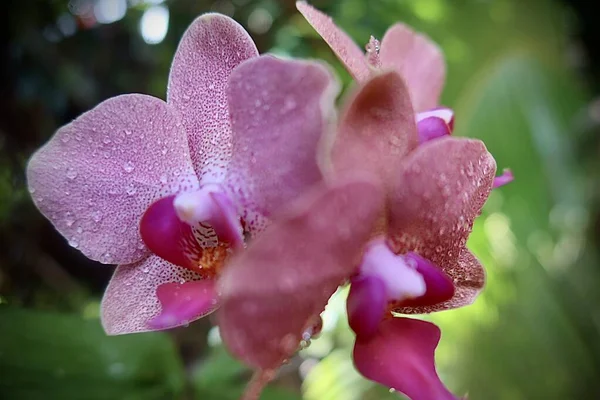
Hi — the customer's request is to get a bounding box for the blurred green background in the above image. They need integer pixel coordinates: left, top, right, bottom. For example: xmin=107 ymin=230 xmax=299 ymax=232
xmin=1 ymin=0 xmax=600 ymax=399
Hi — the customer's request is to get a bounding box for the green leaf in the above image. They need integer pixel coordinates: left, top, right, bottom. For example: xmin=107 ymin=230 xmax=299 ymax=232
xmin=0 ymin=307 xmax=185 ymax=400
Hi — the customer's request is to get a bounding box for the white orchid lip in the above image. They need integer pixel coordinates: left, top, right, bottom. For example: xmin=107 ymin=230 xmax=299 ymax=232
xmin=359 ymin=239 xmax=426 ymax=301
xmin=174 ymin=184 xmax=244 ymax=250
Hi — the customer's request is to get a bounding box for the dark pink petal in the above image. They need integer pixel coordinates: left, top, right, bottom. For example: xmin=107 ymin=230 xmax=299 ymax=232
xmin=296 ymin=1 xmax=370 ymax=81
xmin=225 ymin=55 xmax=338 ymax=235
xmin=493 ymin=168 xmax=514 ymax=188
xmin=147 ymin=280 xmax=218 ymax=330
xmin=101 ymin=255 xmax=204 ymax=335
xmin=332 ymin=71 xmax=418 ymax=190
xmin=395 ymin=252 xmax=454 ymax=308
xmin=347 ymin=274 xmax=387 ymax=339
xmin=417 ymin=117 xmax=451 ymax=144
xmin=174 ymin=186 xmax=243 ymax=249
xmin=140 ymin=195 xmax=202 ymax=270
xmin=217 ymin=177 xmax=384 ymax=370
xmin=26 ymin=94 xmax=199 ymax=265
xmin=380 ymin=24 xmax=446 ymax=112
xmin=167 ymin=13 xmax=258 ymax=181
xmin=388 ymin=137 xmax=494 ymax=312
xmin=353 ymin=317 xmax=457 ymax=400
xmin=416 ymin=108 xmax=454 ymax=131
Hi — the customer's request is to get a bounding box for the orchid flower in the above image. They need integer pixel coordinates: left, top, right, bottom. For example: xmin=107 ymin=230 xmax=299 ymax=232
xmin=26 ymin=14 xmax=338 ymax=335
xmin=297 ymin=1 xmax=514 ymax=190
xmin=217 ymin=8 xmax=512 ymax=398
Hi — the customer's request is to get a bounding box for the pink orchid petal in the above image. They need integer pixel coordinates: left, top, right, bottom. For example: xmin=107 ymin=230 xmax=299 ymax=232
xmin=147 ymin=280 xmax=218 ymax=330
xmin=416 ymin=116 xmax=451 ymax=144
xmin=416 ymin=108 xmax=454 ymax=131
xmin=353 ymin=317 xmax=457 ymax=400
xmin=26 ymin=94 xmax=199 ymax=265
xmin=395 ymin=252 xmax=455 ymax=308
xmin=296 ymin=1 xmax=370 ymax=81
xmin=167 ymin=13 xmax=258 ymax=182
xmin=333 ymin=70 xmax=418 ymax=189
xmin=380 ymin=23 xmax=446 ymax=112
xmin=101 ymin=255 xmax=204 ymax=335
xmin=140 ymin=195 xmax=202 ymax=270
xmin=225 ymin=55 xmax=338 ymax=235
xmin=388 ymin=137 xmax=494 ymax=312
xmin=493 ymin=168 xmax=514 ymax=188
xmin=174 ymin=186 xmax=243 ymax=249
xmin=217 ymin=177 xmax=384 ymax=370
xmin=347 ymin=274 xmax=387 ymax=339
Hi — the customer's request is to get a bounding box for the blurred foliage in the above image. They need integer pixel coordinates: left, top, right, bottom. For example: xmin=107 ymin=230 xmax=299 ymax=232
xmin=1 ymin=0 xmax=600 ymax=399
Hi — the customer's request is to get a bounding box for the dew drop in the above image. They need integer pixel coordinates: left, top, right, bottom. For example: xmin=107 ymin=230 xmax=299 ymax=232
xmin=61 ymin=134 xmax=71 ymax=143
xmin=66 ymin=168 xmax=78 ymax=180
xmin=68 ymin=239 xmax=79 ymax=248
xmin=76 ymin=227 xmax=83 ymax=234
xmin=142 ymin=267 xmax=149 ymax=273
xmin=123 ymin=161 xmax=135 ymax=173
xmin=126 ymin=185 xmax=137 ymax=196
xmin=124 ymin=129 xmax=132 ymax=136
xmin=91 ymin=210 xmax=103 ymax=223
xmin=102 ymin=136 xmax=112 ymax=144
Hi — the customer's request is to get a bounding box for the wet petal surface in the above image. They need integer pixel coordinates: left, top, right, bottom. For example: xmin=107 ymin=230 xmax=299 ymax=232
xmin=380 ymin=23 xmax=446 ymax=112
xmin=226 ymin=56 xmax=338 ymax=236
xmin=388 ymin=137 xmax=494 ymax=312
xmin=27 ymin=94 xmax=198 ymax=265
xmin=296 ymin=1 xmax=370 ymax=81
xmin=101 ymin=255 xmax=203 ymax=335
xmin=217 ymin=177 xmax=384 ymax=370
xmin=167 ymin=13 xmax=258 ymax=182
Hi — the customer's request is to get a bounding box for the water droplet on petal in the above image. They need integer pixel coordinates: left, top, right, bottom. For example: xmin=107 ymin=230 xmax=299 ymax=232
xmin=102 ymin=136 xmax=112 ymax=144
xmin=91 ymin=210 xmax=103 ymax=222
xmin=123 ymin=161 xmax=135 ymax=173
xmin=61 ymin=134 xmax=71 ymax=143
xmin=68 ymin=239 xmax=79 ymax=248
xmin=126 ymin=184 xmax=137 ymax=196
xmin=66 ymin=168 xmax=78 ymax=180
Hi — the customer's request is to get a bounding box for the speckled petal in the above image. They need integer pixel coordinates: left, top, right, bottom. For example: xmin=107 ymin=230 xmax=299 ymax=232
xmin=26 ymin=94 xmax=199 ymax=265
xmin=353 ymin=318 xmax=457 ymax=400
xmin=332 ymin=71 xmax=417 ymax=189
xmin=296 ymin=1 xmax=370 ymax=81
xmin=380 ymin=23 xmax=445 ymax=112
xmin=167 ymin=13 xmax=258 ymax=183
xmin=225 ymin=55 xmax=339 ymax=235
xmin=147 ymin=280 xmax=218 ymax=330
xmin=217 ymin=177 xmax=384 ymax=370
xmin=388 ymin=137 xmax=494 ymax=313
xmin=101 ymin=255 xmax=204 ymax=335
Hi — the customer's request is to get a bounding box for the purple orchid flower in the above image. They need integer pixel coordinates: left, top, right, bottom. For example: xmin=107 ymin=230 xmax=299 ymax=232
xmin=26 ymin=13 xmax=339 ymax=335
xmin=297 ymin=1 xmax=514 ymax=187
xmin=217 ymin=8 xmax=512 ymax=399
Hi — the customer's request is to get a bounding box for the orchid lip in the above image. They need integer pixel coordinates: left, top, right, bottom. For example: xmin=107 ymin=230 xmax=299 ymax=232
xmin=359 ymin=238 xmax=426 ymax=301
xmin=173 ymin=184 xmax=244 ymax=250
xmin=416 ymin=108 xmax=454 ymax=131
